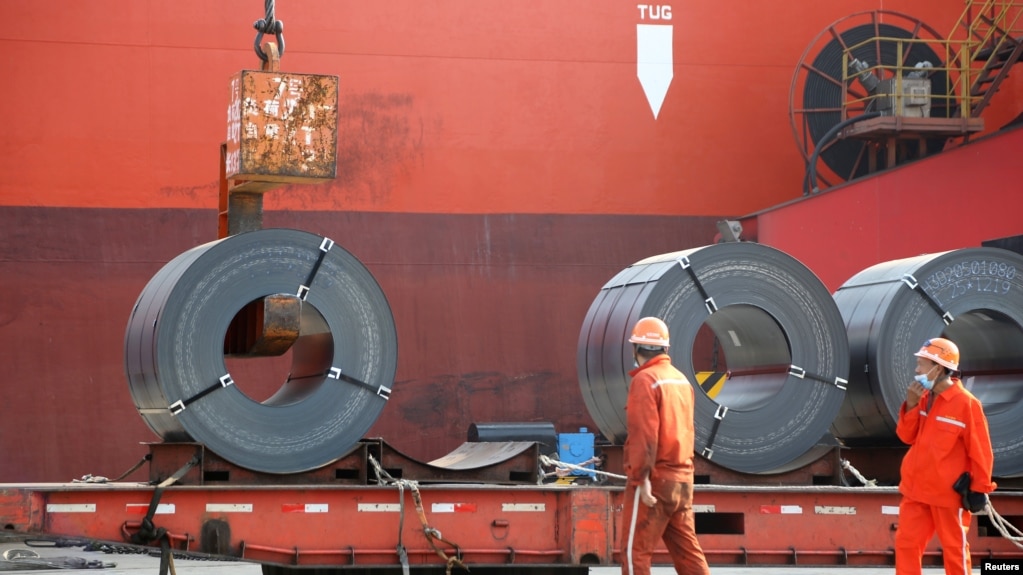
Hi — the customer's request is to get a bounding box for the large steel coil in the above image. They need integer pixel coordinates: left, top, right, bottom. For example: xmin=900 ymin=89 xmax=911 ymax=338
xmin=578 ymin=242 xmax=850 ymax=474
xmin=831 ymin=248 xmax=1023 ymax=477
xmin=125 ymin=228 xmax=397 ymax=474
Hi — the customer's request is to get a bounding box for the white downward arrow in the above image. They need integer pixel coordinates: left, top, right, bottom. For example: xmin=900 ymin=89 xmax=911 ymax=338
xmin=637 ymin=24 xmax=673 ymax=119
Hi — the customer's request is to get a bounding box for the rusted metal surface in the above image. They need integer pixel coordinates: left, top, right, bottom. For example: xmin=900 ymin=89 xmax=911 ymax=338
xmin=3 ymin=482 xmax=1023 ymax=568
xmin=838 ymin=116 xmax=986 ymax=137
xmin=225 ymin=191 xmax=265 ymax=235
xmin=426 ymin=441 xmax=539 ymax=471
xmin=0 ymin=207 xmax=715 ymax=482
xmin=375 ymin=440 xmax=542 ymax=485
xmin=839 ymin=116 xmax=986 ymax=171
xmin=0 ymin=489 xmax=36 ymax=532
xmin=689 ymin=487 xmax=1023 ymax=567
xmin=223 ymin=294 xmax=301 ymax=358
xmin=147 ymin=439 xmax=544 ymax=487
xmin=217 ymin=143 xmax=231 ymax=238
xmin=218 ymin=144 xmax=268 ymax=239
xmin=600 ymin=445 xmax=842 ymax=487
xmin=7 ymin=434 xmax=1023 ymax=569
xmin=147 ymin=442 xmax=371 ymax=486
xmin=224 ymin=59 xmax=338 ymax=189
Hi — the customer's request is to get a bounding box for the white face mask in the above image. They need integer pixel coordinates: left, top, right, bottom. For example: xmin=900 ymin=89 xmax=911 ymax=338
xmin=914 ymin=365 xmax=938 ymax=390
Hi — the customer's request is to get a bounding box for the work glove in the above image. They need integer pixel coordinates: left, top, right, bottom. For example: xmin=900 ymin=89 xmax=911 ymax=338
xmin=952 ymin=471 xmax=989 ymax=513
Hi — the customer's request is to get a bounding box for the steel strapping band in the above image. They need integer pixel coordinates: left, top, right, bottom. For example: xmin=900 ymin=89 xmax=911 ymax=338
xmin=168 ymin=374 xmax=234 ymax=415
xmin=297 ymin=236 xmax=336 ymax=301
xmin=901 ymin=274 xmax=954 ymax=325
xmin=788 ymin=365 xmax=848 ymax=391
xmin=700 ymin=404 xmax=728 ymax=459
xmin=677 ymin=256 xmax=718 ymax=314
xmin=328 ymin=366 xmax=392 ymax=400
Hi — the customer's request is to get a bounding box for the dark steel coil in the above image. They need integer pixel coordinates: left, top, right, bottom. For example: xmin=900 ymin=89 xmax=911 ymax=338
xmin=577 ymin=242 xmax=850 ymax=474
xmin=125 ymin=228 xmax=397 ymax=474
xmin=832 ymin=247 xmax=1023 ymax=477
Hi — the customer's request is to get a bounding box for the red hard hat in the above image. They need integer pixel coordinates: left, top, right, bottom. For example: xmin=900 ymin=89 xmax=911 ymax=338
xmin=629 ymin=317 xmax=670 ymax=348
xmin=914 ymin=337 xmax=960 ymax=371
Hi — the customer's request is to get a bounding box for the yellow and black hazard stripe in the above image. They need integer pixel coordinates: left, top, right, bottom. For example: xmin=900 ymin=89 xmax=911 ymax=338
xmin=695 ymin=371 xmax=727 ymax=399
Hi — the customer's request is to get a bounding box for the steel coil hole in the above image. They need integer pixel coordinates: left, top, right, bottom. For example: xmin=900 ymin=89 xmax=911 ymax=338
xmin=946 ymin=308 xmax=1023 ymax=416
xmin=693 ymin=305 xmax=792 ymax=411
xmin=224 ymin=299 xmax=335 ymax=406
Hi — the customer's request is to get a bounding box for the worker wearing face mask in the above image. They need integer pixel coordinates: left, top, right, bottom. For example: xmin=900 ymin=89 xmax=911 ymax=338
xmin=894 ymin=337 xmax=996 ymax=575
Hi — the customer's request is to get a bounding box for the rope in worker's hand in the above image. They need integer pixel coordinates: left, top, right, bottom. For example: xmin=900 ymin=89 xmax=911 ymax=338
xmin=984 ymin=501 xmax=1023 ymax=549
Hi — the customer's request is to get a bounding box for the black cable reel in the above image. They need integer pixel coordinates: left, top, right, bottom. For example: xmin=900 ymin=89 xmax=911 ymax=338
xmin=789 ymin=10 xmax=954 ymax=194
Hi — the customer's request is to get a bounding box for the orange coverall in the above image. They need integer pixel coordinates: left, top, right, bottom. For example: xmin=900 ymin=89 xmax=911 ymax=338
xmin=894 ymin=377 xmax=996 ymax=575
xmin=620 ymin=354 xmax=709 ymax=575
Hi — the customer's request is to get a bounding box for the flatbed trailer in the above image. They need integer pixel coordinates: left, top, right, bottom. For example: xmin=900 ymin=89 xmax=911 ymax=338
xmin=4 ymin=444 xmax=1023 ymax=574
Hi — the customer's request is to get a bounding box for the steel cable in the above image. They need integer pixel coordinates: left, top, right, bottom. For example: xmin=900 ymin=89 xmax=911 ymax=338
xmin=253 ymin=0 xmax=284 ymax=60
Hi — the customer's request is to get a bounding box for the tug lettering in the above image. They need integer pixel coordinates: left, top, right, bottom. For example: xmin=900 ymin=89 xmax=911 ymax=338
xmin=637 ymin=5 xmax=672 ymax=20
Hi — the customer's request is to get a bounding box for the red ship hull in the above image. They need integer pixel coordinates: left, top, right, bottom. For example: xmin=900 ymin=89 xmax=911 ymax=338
xmin=2 ymin=0 xmax=1022 ymax=482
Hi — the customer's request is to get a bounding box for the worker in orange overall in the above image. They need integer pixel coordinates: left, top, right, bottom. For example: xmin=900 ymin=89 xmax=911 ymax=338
xmin=894 ymin=337 xmax=996 ymax=575
xmin=620 ymin=317 xmax=710 ymax=575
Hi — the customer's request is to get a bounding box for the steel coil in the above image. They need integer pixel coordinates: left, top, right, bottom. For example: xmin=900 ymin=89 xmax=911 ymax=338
xmin=832 ymin=247 xmax=1023 ymax=477
xmin=577 ymin=242 xmax=850 ymax=474
xmin=125 ymin=228 xmax=397 ymax=474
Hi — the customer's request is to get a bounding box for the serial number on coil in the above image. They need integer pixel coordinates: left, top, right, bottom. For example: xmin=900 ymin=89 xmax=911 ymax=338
xmin=924 ymin=260 xmax=1016 ymax=298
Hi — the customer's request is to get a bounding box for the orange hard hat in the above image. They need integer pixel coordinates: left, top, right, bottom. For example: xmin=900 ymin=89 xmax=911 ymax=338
xmin=914 ymin=337 xmax=960 ymax=371
xmin=629 ymin=317 xmax=670 ymax=348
